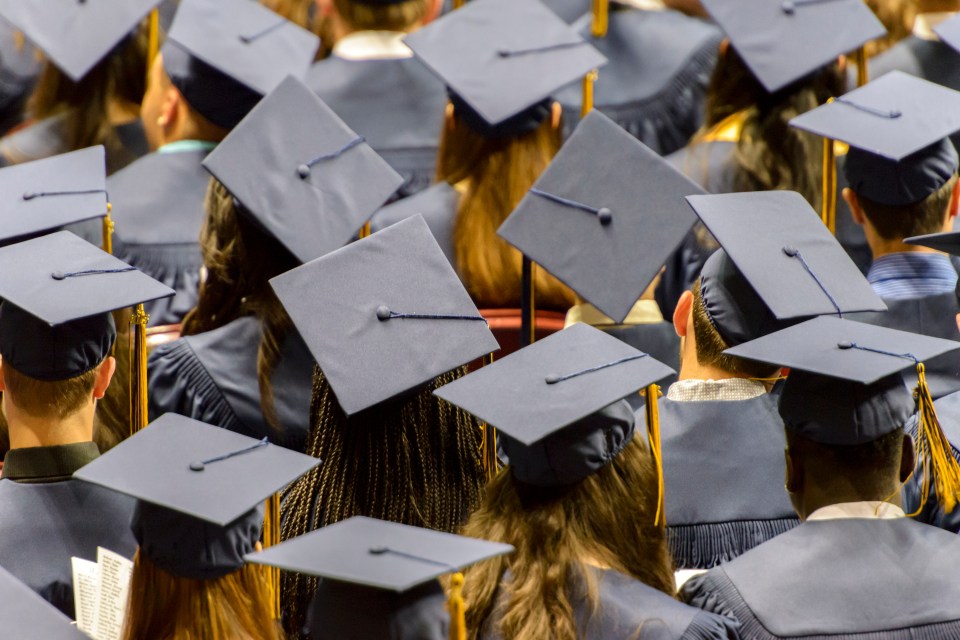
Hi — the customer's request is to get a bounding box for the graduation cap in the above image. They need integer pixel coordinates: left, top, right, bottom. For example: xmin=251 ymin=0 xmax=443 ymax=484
xmin=73 ymin=413 xmax=320 ymax=580
xmin=0 ymin=231 xmax=173 ymax=381
xmin=163 ymin=0 xmax=320 ymax=130
xmin=685 ymin=191 xmax=886 ymax=345
xmin=0 ymin=147 xmax=108 ymax=245
xmin=270 ymin=215 xmax=499 ymax=416
xmin=790 ymin=71 xmax=960 ymax=207
xmin=498 ymin=110 xmax=701 ymax=324
xmin=0 ymin=0 xmax=161 ymax=82
xmin=934 ymin=13 xmax=960 ymax=54
xmin=698 ymin=0 xmax=884 ymax=93
xmin=0 ymin=564 xmax=87 ymax=639
xmin=246 ymin=516 xmax=513 ymax=639
xmin=727 ymin=316 xmax=960 ymax=512
xmin=404 ymin=0 xmax=606 ymax=137
xmin=434 ymin=322 xmax=673 ymax=492
xmin=905 ymin=231 xmax=960 ymax=255
xmin=203 ymin=76 xmax=404 ymax=264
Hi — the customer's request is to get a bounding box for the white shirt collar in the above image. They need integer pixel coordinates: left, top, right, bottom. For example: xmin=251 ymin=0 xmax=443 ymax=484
xmin=333 ymin=30 xmax=413 ymax=61
xmin=615 ymin=0 xmax=665 ymax=9
xmin=913 ymin=12 xmax=958 ymax=41
xmin=806 ymin=501 xmax=905 ymax=522
xmin=563 ymin=299 xmax=664 ymax=328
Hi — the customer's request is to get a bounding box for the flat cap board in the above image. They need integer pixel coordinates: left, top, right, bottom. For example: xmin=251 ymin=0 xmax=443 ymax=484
xmin=0 ymin=564 xmax=87 ymax=639
xmin=905 ymin=231 xmax=960 ymax=255
xmin=74 ymin=413 xmax=321 ymax=527
xmin=203 ymin=76 xmax=403 ymax=263
xmin=935 ymin=13 xmax=960 ymax=54
xmin=499 ymin=110 xmax=701 ymax=324
xmin=434 ymin=322 xmax=674 ymax=446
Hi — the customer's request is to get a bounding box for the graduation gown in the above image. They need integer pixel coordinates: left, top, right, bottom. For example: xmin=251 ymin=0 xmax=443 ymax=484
xmin=307 ymin=56 xmax=447 ymax=199
xmin=369 ymin=182 xmax=459 ymax=265
xmin=0 ymin=478 xmax=136 ymax=618
xmin=848 ymin=292 xmax=960 ymax=400
xmin=481 ymin=567 xmax=739 ymax=639
xmin=682 ymin=517 xmax=960 ymax=639
xmin=661 ymin=395 xmax=799 ymax=569
xmin=556 ymin=7 xmax=721 ymax=156
xmin=107 ymin=148 xmax=210 ymax=326
xmin=147 ymin=315 xmax=314 ymax=452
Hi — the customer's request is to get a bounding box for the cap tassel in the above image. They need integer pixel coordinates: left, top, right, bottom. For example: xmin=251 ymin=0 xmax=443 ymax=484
xmin=448 ymin=572 xmax=467 ymax=640
xmin=146 ymin=8 xmax=159 ymax=83
xmin=591 ymin=0 xmax=608 ymax=38
xmin=912 ymin=363 xmax=960 ymax=514
xmin=297 ymin=136 xmax=366 ymax=179
xmin=644 ymin=384 xmax=665 ymax=526
xmin=129 ymin=304 xmax=150 ymax=435
xmin=581 ymin=70 xmax=598 ymax=120
xmin=263 ymin=493 xmax=282 ymax=619
xmin=544 ymin=353 xmax=649 ymax=385
xmin=103 ymin=202 xmax=114 ymax=255
xmin=375 ymin=306 xmax=488 ymax=324
xmin=528 ymin=187 xmax=613 ymax=226
xmin=781 ymin=246 xmax=842 ymax=316
xmin=481 ymin=353 xmax=499 ymax=482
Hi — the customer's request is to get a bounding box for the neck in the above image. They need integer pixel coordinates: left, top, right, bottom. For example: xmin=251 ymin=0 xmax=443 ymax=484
xmin=796 ymin=483 xmax=902 ymax=520
xmin=5 ymin=401 xmax=95 ymax=450
xmin=870 ymin=241 xmax=939 ymax=261
xmin=677 ymin=334 xmax=743 ymax=382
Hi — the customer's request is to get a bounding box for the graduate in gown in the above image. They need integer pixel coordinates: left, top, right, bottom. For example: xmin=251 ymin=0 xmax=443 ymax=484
xmin=554 ymin=0 xmax=721 ymax=156
xmin=683 ymin=317 xmax=960 ymax=638
xmin=0 ymin=231 xmax=175 ymax=617
xmin=271 ymin=216 xmax=496 ymax=638
xmin=108 ymin=0 xmax=320 ymax=326
xmin=73 ymin=413 xmax=319 ymax=640
xmin=0 ymin=1 xmax=156 ymax=174
xmin=148 ymin=76 xmax=403 ymax=452
xmin=434 ymin=324 xmax=740 ymax=639
xmin=308 ymin=0 xmax=447 ymax=199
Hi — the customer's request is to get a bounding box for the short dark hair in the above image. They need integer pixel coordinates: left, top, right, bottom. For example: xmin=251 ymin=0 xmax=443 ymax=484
xmin=785 ymin=426 xmax=905 ymax=496
xmin=2 ymin=360 xmax=101 ymax=419
xmin=333 ymin=0 xmax=430 ymax=31
xmin=857 ymin=173 xmax=958 ymax=241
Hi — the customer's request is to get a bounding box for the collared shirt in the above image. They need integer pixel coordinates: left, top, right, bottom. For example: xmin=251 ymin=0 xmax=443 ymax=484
xmin=564 ymin=299 xmax=664 ymax=329
xmin=2 ymin=441 xmax=100 ymax=484
xmin=666 ymin=377 xmax=766 ymax=402
xmin=914 ymin=12 xmax=957 ymax=41
xmin=333 ymin=30 xmax=413 ymax=61
xmin=867 ymin=252 xmax=958 ymax=300
xmin=807 ymin=501 xmax=905 ymax=521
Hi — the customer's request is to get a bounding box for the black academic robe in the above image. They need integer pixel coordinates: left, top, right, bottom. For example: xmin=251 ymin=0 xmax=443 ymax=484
xmin=308 ymin=579 xmax=448 ymax=640
xmin=307 ymin=55 xmax=447 ymax=199
xmin=849 ymin=292 xmax=960 ymax=400
xmin=660 ymin=395 xmax=798 ymax=569
xmin=481 ymin=567 xmax=739 ymax=639
xmin=369 ymin=182 xmax=459 ymax=266
xmin=682 ymin=517 xmax=960 ymax=638
xmin=0 ymin=479 xmax=137 ymax=618
xmin=147 ymin=315 xmax=314 ymax=452
xmin=107 ymin=149 xmax=210 ymax=326
xmin=556 ymin=7 xmax=721 ymax=156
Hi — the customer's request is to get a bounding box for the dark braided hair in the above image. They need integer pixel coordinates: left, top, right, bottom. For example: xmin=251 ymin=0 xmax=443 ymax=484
xmin=279 ymin=365 xmax=486 ymax=638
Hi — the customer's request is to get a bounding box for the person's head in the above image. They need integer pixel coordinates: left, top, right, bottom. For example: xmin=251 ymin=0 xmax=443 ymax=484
xmin=316 ymin=0 xmax=442 ymax=40
xmin=864 ymin=0 xmax=916 ymax=56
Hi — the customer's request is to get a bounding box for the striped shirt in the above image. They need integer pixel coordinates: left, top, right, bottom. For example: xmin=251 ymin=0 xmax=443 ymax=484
xmin=866 ymin=252 xmax=958 ymax=300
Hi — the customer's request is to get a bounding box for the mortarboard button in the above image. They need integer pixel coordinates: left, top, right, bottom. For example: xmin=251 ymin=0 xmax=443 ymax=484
xmin=270 ymin=215 xmax=499 ymax=416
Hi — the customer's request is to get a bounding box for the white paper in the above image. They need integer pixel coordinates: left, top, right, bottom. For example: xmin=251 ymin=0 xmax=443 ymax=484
xmin=674 ymin=569 xmax=707 ymax=590
xmin=71 ymin=557 xmax=99 ymax=638
xmin=71 ymin=548 xmax=133 ymax=640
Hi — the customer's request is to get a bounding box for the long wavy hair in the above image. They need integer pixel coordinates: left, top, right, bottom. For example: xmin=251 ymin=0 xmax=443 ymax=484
xmin=699 ymin=48 xmax=844 ymax=211
xmin=279 ymin=366 xmax=487 ymax=638
xmin=180 ymin=179 xmax=300 ymax=432
xmin=121 ymin=549 xmax=282 ymax=640
xmin=436 ymin=109 xmax=574 ymax=310
xmin=864 ymin=0 xmax=916 ymax=57
xmin=460 ymin=435 xmax=675 ymax=640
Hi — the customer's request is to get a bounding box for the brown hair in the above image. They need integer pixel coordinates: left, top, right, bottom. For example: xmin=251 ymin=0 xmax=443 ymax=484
xmin=700 ymin=48 xmax=844 ymax=212
xmin=181 ymin=179 xmax=300 ymax=431
xmin=2 ymin=362 xmax=100 ymax=420
xmin=279 ymin=366 xmax=486 ymax=638
xmin=690 ymin=279 xmax=780 ymax=379
xmin=261 ymin=0 xmax=330 ymax=58
xmin=437 ymin=109 xmax=574 ymax=310
xmin=857 ymin=174 xmax=959 ymax=241
xmin=864 ymin=0 xmax=916 ymax=57
xmin=332 ymin=0 xmax=430 ymax=31
xmin=460 ymin=435 xmax=675 ymax=640
xmin=27 ymin=21 xmax=148 ymax=170
xmin=121 ymin=549 xmax=282 ymax=640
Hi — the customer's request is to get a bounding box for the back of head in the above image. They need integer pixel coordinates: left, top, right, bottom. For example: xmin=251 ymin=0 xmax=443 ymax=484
xmin=333 ymin=0 xmax=433 ymax=32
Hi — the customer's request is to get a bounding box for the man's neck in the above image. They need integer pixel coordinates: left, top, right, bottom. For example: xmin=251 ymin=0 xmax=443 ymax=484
xmin=6 ymin=407 xmax=95 ymax=450
xmin=870 ymin=242 xmax=939 ymax=261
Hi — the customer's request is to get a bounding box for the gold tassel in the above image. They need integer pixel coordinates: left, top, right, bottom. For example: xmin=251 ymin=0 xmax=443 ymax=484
xmin=13 ymin=30 xmax=23 ymax=53
xmin=854 ymin=47 xmax=869 ymax=88
xmin=910 ymin=363 xmax=960 ymax=514
xmin=102 ymin=203 xmax=114 ymax=255
xmin=448 ymin=572 xmax=467 ymax=640
xmin=358 ymin=221 xmax=371 ymax=239
xmin=147 ymin=8 xmax=160 ymax=81
xmin=129 ymin=304 xmax=149 ymax=436
xmin=452 ymin=0 xmax=464 ymax=8
xmin=480 ymin=353 xmax=498 ymax=482
xmin=821 ymin=122 xmax=837 ymax=235
xmin=644 ymin=384 xmax=665 ymax=526
xmin=263 ymin=494 xmax=282 ymax=619
xmin=581 ymin=70 xmax=598 ymax=120
xmin=591 ymin=0 xmax=608 ymax=38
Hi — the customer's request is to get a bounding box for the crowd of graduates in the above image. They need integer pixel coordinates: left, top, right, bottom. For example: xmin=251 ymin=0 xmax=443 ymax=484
xmin=1 ymin=0 xmax=960 ymax=638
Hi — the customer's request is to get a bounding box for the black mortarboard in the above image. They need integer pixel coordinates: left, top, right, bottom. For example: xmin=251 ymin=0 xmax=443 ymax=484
xmin=935 ymin=13 xmax=960 ymax=55
xmin=726 ymin=316 xmax=960 ymax=443
xmin=699 ymin=0 xmax=884 ymax=93
xmin=163 ymin=0 xmax=320 ymax=130
xmin=0 ymin=147 xmax=108 ymax=244
xmin=74 ymin=413 xmax=320 ymax=580
xmin=686 ymin=191 xmax=886 ymax=344
xmin=404 ymin=0 xmax=606 ymax=137
xmin=203 ymin=76 xmax=403 ymax=264
xmin=0 ymin=0 xmax=161 ymax=81
xmin=270 ymin=215 xmax=499 ymax=416
xmin=791 ymin=71 xmax=960 ymax=206
xmin=498 ymin=110 xmax=701 ymax=324
xmin=0 ymin=564 xmax=87 ymax=639
xmin=0 ymin=231 xmax=173 ymax=381
xmin=434 ymin=322 xmax=673 ymax=486
xmin=905 ymin=231 xmax=960 ymax=255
